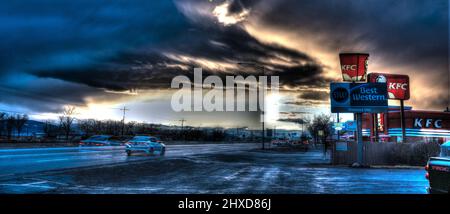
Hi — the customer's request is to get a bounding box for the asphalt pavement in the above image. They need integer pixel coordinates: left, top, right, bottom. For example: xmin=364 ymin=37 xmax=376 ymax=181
xmin=0 ymin=143 xmax=428 ymax=194
xmin=0 ymin=143 xmax=259 ymax=177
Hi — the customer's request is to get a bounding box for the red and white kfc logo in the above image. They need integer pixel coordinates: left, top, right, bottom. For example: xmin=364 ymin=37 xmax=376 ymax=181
xmin=388 ymin=82 xmax=408 ymax=90
xmin=341 ymin=65 xmax=357 ymax=71
xmin=368 ymin=73 xmax=410 ymax=100
xmin=339 ymin=53 xmax=369 ymax=82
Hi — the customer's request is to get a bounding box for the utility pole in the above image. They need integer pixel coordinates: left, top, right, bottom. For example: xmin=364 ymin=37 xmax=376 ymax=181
xmin=120 ymin=106 xmax=129 ymax=136
xmin=237 ymin=62 xmax=267 ymax=150
xmin=356 ymin=113 xmax=364 ymax=165
xmin=262 ymin=70 xmax=265 ymax=150
xmin=301 ymin=114 xmax=305 ymax=136
xmin=179 ymin=118 xmax=186 ymax=141
xmin=298 ymin=112 xmax=311 ymax=137
xmin=337 ymin=113 xmax=340 ymax=141
xmin=179 ymin=118 xmax=186 ymax=130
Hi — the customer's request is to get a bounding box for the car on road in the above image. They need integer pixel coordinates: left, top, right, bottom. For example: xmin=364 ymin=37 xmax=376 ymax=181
xmin=425 ymin=141 xmax=450 ymax=194
xmin=79 ymin=135 xmax=124 ymax=146
xmin=125 ymin=135 xmax=166 ymax=156
xmin=271 ymin=137 xmax=290 ymax=147
xmin=271 ymin=137 xmax=309 ymax=151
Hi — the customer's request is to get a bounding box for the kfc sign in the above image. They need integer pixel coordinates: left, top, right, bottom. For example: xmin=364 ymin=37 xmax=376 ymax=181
xmin=339 ymin=53 xmax=369 ymax=82
xmin=414 ymin=118 xmax=443 ymax=129
xmin=368 ymin=73 xmax=410 ymax=100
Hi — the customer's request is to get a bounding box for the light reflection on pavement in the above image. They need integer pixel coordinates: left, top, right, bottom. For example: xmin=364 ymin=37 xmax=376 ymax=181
xmin=0 ymin=144 xmax=428 ymax=194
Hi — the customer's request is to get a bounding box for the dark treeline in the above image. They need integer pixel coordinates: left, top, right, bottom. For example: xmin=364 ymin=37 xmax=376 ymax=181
xmin=1 ymin=110 xmax=227 ymax=143
xmin=77 ymin=119 xmax=226 ymax=142
xmin=1 ymin=107 xmax=260 ymax=143
xmin=0 ymin=112 xmax=29 ymax=140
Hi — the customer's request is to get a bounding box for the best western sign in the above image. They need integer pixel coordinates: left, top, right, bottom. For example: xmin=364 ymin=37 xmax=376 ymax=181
xmin=368 ymin=73 xmax=410 ymax=100
xmin=330 ymin=83 xmax=388 ymax=113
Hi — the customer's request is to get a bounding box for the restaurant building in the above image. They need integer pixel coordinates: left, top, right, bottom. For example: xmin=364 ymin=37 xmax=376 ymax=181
xmin=362 ymin=106 xmax=450 ymax=143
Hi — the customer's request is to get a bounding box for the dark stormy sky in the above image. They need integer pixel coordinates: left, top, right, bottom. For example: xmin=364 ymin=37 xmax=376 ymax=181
xmin=0 ymin=0 xmax=448 ymax=129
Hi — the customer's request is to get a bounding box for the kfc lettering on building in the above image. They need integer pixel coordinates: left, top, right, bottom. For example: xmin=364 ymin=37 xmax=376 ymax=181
xmin=413 ymin=118 xmax=443 ymax=129
xmin=363 ymin=108 xmax=450 ymax=142
xmin=368 ymin=73 xmax=410 ymax=100
xmin=339 ymin=53 xmax=369 ymax=82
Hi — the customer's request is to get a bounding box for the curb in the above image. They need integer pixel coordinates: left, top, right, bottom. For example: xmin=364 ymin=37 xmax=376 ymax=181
xmin=330 ymin=164 xmax=423 ymax=169
xmin=369 ymin=165 xmax=423 ymax=169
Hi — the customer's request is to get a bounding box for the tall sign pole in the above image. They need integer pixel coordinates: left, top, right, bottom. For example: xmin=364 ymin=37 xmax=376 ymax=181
xmin=337 ymin=113 xmax=340 ymax=141
xmin=400 ymin=100 xmax=406 ymax=142
xmin=330 ymin=82 xmax=388 ymax=166
xmin=373 ymin=113 xmax=379 ymax=142
xmin=356 ymin=113 xmax=363 ymax=164
xmin=337 ymin=53 xmax=371 ymax=166
xmin=368 ymin=73 xmax=410 ymax=143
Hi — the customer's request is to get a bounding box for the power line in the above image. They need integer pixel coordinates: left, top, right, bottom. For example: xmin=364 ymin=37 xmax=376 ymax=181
xmin=179 ymin=118 xmax=186 ymax=130
xmin=179 ymin=118 xmax=187 ymax=142
xmin=115 ymin=106 xmax=130 ymax=136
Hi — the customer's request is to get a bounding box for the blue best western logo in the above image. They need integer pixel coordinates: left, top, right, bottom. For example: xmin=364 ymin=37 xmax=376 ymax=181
xmin=330 ymin=83 xmax=388 ymax=113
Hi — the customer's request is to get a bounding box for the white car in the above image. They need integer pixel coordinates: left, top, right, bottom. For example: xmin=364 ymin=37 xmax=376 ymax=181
xmin=125 ymin=136 xmax=166 ymax=156
xmin=79 ymin=135 xmax=123 ymax=147
xmin=271 ymin=137 xmax=290 ymax=147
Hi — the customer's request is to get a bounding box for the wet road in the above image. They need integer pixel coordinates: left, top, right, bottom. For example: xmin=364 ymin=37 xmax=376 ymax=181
xmin=0 ymin=143 xmax=259 ymax=177
xmin=0 ymin=146 xmax=428 ymax=194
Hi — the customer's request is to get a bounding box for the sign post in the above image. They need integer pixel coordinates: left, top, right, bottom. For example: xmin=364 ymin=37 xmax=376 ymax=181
xmin=337 ymin=53 xmax=373 ymax=166
xmin=330 ymin=82 xmax=388 ymax=165
xmin=400 ymin=100 xmax=406 ymax=142
xmin=356 ymin=113 xmax=363 ymax=164
xmin=373 ymin=113 xmax=378 ymax=142
xmin=368 ymin=73 xmax=410 ymax=143
xmin=337 ymin=113 xmax=340 ymax=141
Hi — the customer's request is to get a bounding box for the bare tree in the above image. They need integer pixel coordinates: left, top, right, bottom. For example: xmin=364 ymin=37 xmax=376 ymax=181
xmin=43 ymin=120 xmax=56 ymax=138
xmin=125 ymin=121 xmax=136 ymax=135
xmin=14 ymin=114 xmax=28 ymax=137
xmin=59 ymin=106 xmax=76 ymax=141
xmin=6 ymin=115 xmax=15 ymax=140
xmin=78 ymin=119 xmax=91 ymax=137
xmin=306 ymin=114 xmax=333 ymax=145
xmin=0 ymin=112 xmax=6 ymax=137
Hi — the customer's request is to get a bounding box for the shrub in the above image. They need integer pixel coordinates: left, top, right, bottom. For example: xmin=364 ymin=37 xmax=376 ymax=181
xmin=386 ymin=142 xmax=440 ymax=166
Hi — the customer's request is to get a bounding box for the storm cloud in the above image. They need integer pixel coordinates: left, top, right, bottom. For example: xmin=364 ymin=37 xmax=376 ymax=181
xmin=0 ymin=0 xmax=448 ymax=126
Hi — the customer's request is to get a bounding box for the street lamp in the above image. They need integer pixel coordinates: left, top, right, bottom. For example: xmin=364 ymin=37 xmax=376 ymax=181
xmin=237 ymin=62 xmax=266 ymax=150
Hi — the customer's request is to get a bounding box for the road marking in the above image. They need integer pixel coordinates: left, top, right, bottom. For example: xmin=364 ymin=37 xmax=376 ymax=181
xmin=0 ymin=183 xmax=54 ymax=189
xmin=0 ymin=149 xmax=124 ymax=159
xmin=25 ymin=177 xmax=69 ymax=186
xmin=0 ymin=143 xmax=260 ymax=176
xmin=35 ymin=158 xmax=70 ymax=163
xmin=0 ymin=146 xmax=125 ymax=153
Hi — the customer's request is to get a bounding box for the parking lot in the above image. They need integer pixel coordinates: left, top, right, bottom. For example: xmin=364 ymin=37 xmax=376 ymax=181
xmin=0 ymin=144 xmax=428 ymax=194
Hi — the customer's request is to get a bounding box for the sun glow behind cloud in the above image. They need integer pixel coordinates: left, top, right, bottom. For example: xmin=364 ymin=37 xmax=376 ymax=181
xmin=213 ymin=1 xmax=249 ymax=26
xmin=0 ymin=0 xmax=447 ymax=130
